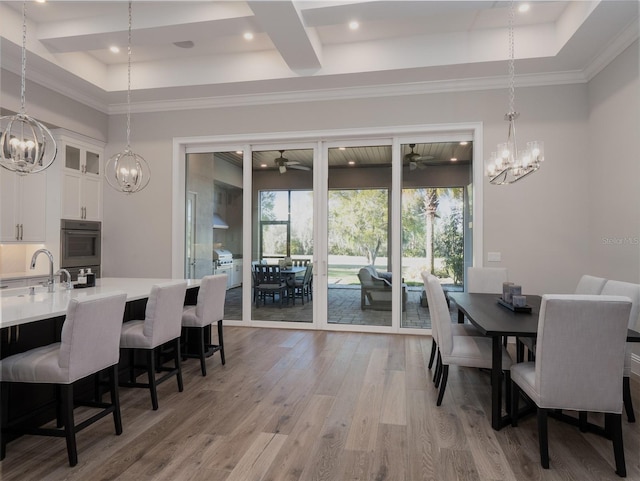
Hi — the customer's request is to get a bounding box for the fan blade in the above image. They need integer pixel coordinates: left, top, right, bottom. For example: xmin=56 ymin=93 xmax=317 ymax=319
xmin=285 ymin=160 xmax=301 ymax=165
xmin=287 ymin=164 xmax=311 ymax=171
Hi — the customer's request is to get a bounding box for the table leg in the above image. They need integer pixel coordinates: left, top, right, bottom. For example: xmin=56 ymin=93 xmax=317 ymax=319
xmin=457 ymin=309 xmax=464 ymax=324
xmin=491 ymin=335 xmax=503 ymax=430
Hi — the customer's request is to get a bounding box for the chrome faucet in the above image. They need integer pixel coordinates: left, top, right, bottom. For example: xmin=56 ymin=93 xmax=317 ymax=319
xmin=56 ymin=268 xmax=73 ymax=290
xmin=30 ymin=248 xmax=55 ymax=293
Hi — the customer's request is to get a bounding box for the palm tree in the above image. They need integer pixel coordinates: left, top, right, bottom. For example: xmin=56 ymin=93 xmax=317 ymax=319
xmin=423 ymin=188 xmax=440 ymax=273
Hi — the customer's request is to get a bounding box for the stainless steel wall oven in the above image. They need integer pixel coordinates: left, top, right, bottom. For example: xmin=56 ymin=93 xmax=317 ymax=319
xmin=60 ymin=219 xmax=101 ymax=279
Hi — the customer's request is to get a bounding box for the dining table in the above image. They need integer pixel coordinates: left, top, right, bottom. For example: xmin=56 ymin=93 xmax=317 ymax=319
xmin=447 ymin=292 xmax=640 ymax=431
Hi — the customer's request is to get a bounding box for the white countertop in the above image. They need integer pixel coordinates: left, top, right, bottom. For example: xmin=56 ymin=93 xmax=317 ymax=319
xmin=0 ymin=277 xmax=200 ymax=329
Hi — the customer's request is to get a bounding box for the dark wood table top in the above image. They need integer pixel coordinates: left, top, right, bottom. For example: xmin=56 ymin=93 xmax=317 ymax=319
xmin=448 ymin=292 xmax=640 ymax=342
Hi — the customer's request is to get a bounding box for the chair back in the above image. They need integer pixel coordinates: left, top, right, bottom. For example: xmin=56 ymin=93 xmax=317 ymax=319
xmin=601 ymin=280 xmax=640 ymax=330
xmin=254 ymin=264 xmax=282 ymax=285
xmin=195 ymin=275 xmax=227 ymax=326
xmin=574 ymin=275 xmax=607 ymax=295
xmin=59 ymin=292 xmax=127 ymax=382
xmin=427 ymin=275 xmax=454 ymax=354
xmin=302 ymin=264 xmax=313 ymax=284
xmin=534 ymin=294 xmax=631 ymax=412
xmin=467 ymin=267 xmax=508 ymax=294
xmin=143 ymin=281 xmax=188 ymax=346
xmin=421 ymin=271 xmax=438 ymax=343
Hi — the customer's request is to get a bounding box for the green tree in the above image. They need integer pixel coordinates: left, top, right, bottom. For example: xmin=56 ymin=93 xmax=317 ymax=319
xmin=328 ymin=189 xmax=388 ymax=265
xmin=438 ymin=207 xmax=464 ymax=284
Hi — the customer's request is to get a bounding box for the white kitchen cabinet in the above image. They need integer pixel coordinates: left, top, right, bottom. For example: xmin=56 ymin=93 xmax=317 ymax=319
xmin=231 ymin=259 xmax=243 ymax=288
xmin=55 ymin=132 xmax=104 ymax=221
xmin=0 ymin=168 xmax=47 ymax=242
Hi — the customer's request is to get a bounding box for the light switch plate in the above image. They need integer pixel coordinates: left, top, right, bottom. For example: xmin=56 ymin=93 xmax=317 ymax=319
xmin=487 ymin=252 xmax=501 ymax=262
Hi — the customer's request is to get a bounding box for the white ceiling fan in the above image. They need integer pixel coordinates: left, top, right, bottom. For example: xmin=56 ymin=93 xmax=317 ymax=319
xmin=404 ymin=144 xmax=433 ymax=170
xmin=275 ymin=150 xmax=311 ymax=173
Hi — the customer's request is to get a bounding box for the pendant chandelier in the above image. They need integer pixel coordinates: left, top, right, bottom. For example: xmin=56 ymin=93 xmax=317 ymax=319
xmin=0 ymin=1 xmax=57 ymax=175
xmin=487 ymin=0 xmax=544 ymax=185
xmin=105 ymin=1 xmax=150 ymax=194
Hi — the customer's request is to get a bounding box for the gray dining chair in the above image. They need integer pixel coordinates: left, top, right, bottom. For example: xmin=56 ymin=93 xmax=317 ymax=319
xmin=600 ymin=279 xmax=640 ymax=423
xmin=120 ymin=281 xmax=188 ymax=410
xmin=511 ymin=294 xmax=631 ymax=476
xmin=426 ymin=274 xmax=512 ymax=406
xmin=182 ymin=274 xmax=227 ymax=376
xmin=421 ymin=271 xmax=480 ymax=382
xmin=0 ymin=292 xmax=127 ymax=466
xmin=575 ymin=274 xmax=607 ymax=295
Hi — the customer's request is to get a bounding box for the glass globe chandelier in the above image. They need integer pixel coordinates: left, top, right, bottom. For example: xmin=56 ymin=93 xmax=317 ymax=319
xmin=486 ymin=0 xmax=544 ymax=185
xmin=105 ymin=1 xmax=150 ymax=194
xmin=0 ymin=1 xmax=57 ymax=175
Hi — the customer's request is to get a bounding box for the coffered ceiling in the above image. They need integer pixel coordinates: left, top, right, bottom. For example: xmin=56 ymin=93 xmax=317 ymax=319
xmin=0 ymin=1 xmax=638 ymax=113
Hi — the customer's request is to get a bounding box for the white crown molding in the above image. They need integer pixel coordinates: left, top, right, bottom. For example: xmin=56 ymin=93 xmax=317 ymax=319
xmin=582 ymin=20 xmax=639 ymax=82
xmin=108 ymin=70 xmax=587 ymax=115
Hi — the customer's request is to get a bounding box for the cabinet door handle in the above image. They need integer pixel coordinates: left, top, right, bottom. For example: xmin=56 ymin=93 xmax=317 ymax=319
xmin=15 ymin=325 xmax=19 ymax=343
xmin=16 ymin=224 xmax=19 ymax=240
xmin=19 ymin=224 xmax=23 ymax=240
xmin=7 ymin=327 xmax=11 ymax=344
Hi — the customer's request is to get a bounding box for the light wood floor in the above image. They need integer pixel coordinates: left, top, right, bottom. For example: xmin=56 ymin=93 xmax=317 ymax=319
xmin=2 ymin=327 xmax=639 ymax=480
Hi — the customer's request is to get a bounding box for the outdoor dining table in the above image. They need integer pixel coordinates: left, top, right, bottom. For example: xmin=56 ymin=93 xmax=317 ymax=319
xmin=447 ymin=292 xmax=640 ymax=431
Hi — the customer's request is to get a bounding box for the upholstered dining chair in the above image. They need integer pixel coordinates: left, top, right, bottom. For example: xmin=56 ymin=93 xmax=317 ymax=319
xmin=182 ymin=274 xmax=227 ymax=376
xmin=421 ymin=272 xmax=480 ymax=380
xmin=575 ymin=274 xmax=607 ymax=295
xmin=426 ymin=274 xmax=512 ymax=406
xmin=0 ymin=292 xmax=127 ymax=466
xmin=510 ymin=295 xmax=631 ymax=476
xmin=600 ymin=280 xmax=640 ymax=423
xmin=120 ymin=281 xmax=187 ymax=410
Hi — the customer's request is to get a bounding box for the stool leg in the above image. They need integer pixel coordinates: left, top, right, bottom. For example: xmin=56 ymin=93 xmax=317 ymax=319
xmin=55 ymin=384 xmax=63 ymax=428
xmin=198 ymin=327 xmax=207 ymax=377
xmin=109 ymin=365 xmax=123 ymax=435
xmin=60 ymin=384 xmax=78 ymax=467
xmin=147 ymin=350 xmax=159 ymax=411
xmin=175 ymin=338 xmax=184 ymax=392
xmin=129 ymin=349 xmax=136 ymax=383
xmin=217 ymin=320 xmax=226 ymax=365
xmin=623 ymin=377 xmax=635 ymax=422
xmin=1 ymin=382 xmax=8 ymax=460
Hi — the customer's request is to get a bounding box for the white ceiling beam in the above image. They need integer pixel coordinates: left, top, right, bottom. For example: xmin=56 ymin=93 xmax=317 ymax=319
xmin=248 ymin=1 xmax=322 ymax=73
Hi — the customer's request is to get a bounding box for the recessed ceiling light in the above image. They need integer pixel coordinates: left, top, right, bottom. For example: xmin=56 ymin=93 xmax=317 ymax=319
xmin=349 ymin=21 xmax=359 ymax=30
xmin=173 ymin=40 xmax=195 ymax=49
xmin=459 ymin=141 xmax=468 ymax=146
xmin=338 ymin=147 xmax=346 ymax=150
xmin=260 ymin=163 xmax=267 ymax=168
xmin=348 ymin=161 xmax=355 ymax=165
xmin=518 ymin=3 xmax=530 ymax=13
xmin=35 ymin=0 xmax=46 ymax=3
xmin=244 ymin=32 xmax=254 ymax=41
xmin=236 ymin=151 xmax=243 ymax=155
xmin=451 ymin=158 xmax=458 ymax=162
xmin=109 ymin=46 xmax=120 ymax=54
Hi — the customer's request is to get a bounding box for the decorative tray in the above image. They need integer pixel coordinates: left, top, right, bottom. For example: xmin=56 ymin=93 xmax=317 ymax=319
xmin=497 ymin=298 xmax=532 ymax=313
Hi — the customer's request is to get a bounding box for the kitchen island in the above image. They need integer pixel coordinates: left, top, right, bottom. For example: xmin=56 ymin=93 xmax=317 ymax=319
xmin=0 ymin=277 xmax=201 ymax=450
xmin=1 ymin=277 xmax=201 ymax=328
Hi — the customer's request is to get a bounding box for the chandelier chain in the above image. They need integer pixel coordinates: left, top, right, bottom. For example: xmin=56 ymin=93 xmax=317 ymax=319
xmin=126 ymin=1 xmax=132 ymax=149
xmin=20 ymin=1 xmax=27 ymax=113
xmin=508 ymin=0 xmax=515 ymax=114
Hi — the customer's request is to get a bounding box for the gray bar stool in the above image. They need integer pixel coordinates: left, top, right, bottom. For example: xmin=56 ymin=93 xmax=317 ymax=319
xmin=119 ymin=281 xmax=187 ymax=410
xmin=0 ymin=292 xmax=127 ymax=467
xmin=182 ymin=274 xmax=227 ymax=376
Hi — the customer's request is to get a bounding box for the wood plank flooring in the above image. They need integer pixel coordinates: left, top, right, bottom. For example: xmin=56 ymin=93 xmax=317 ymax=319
xmin=1 ymin=327 xmax=639 ymax=480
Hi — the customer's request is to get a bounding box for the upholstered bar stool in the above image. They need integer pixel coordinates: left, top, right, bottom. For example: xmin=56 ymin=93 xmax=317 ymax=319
xmin=182 ymin=274 xmax=227 ymax=376
xmin=119 ymin=281 xmax=187 ymax=410
xmin=0 ymin=292 xmax=127 ymax=467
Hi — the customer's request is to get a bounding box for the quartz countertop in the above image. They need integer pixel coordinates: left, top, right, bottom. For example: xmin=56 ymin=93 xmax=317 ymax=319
xmin=0 ymin=277 xmax=200 ymax=329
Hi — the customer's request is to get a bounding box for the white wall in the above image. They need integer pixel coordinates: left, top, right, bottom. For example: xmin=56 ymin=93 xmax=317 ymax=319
xmin=103 ymin=83 xmax=596 ymax=294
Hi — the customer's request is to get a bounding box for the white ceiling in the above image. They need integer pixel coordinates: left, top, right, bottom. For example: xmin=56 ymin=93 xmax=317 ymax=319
xmin=1 ymin=1 xmax=638 ymax=114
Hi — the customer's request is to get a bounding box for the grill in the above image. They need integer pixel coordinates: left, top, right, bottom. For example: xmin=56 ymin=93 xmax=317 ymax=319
xmin=212 ymin=248 xmax=233 ymax=268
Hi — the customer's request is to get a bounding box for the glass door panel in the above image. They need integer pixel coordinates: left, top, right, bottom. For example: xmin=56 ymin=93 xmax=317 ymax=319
xmin=400 ymin=142 xmax=472 ymax=329
xmin=185 ymin=151 xmax=243 ymax=321
xmin=327 ymin=145 xmax=393 ymax=327
xmin=251 ymin=148 xmax=313 ymax=323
